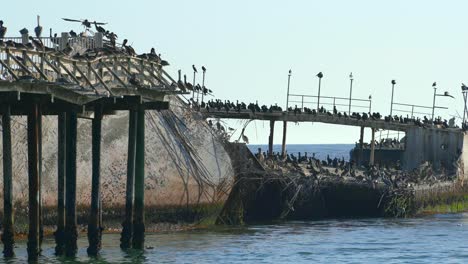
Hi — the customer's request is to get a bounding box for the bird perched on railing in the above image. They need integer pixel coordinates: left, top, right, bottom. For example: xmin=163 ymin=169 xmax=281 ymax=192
xmin=0 ymin=20 xmax=7 ymax=38
xmin=177 ymin=70 xmax=186 ymax=92
xmin=192 ymin=65 xmax=197 ymax=74
xmin=129 ymin=73 xmax=141 ymax=87
xmin=122 ymin=39 xmax=136 ymax=56
xmin=35 ymin=15 xmax=43 ymax=38
xmin=184 ymin=74 xmax=193 ymax=91
xmin=94 ymin=21 xmax=106 ymax=34
xmin=69 ymin=30 xmax=78 ymax=38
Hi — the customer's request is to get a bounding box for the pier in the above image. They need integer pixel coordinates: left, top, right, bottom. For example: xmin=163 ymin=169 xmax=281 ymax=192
xmin=0 ymin=31 xmax=184 ymax=260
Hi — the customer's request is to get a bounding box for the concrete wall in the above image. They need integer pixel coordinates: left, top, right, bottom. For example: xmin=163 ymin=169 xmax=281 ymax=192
xmin=402 ymin=127 xmax=464 ymax=170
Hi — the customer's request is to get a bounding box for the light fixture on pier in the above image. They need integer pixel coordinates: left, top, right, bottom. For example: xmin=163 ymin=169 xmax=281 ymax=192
xmin=431 ymin=82 xmax=454 ymax=121
xmin=316 ymin=72 xmax=323 ymax=111
xmin=348 ymin=72 xmax=354 ymax=115
xmin=390 ymin=79 xmax=396 ymax=116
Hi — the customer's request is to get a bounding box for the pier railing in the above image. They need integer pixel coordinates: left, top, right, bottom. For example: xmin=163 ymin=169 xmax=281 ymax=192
xmin=288 ymin=94 xmax=372 ymax=113
xmin=391 ymin=102 xmax=445 ymax=119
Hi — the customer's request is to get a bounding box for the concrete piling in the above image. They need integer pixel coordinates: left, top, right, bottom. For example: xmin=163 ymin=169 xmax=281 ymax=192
xmin=358 ymin=126 xmax=364 ymax=165
xmin=121 ymin=110 xmax=137 ymax=249
xmin=268 ymin=120 xmax=275 ymax=156
xmin=64 ymin=112 xmax=78 ymax=257
xmin=370 ymin=128 xmax=375 ymax=166
xmin=87 ymin=107 xmax=103 ymax=256
xmin=281 ymin=121 xmax=287 ymax=158
xmin=27 ymin=103 xmax=41 ymax=261
xmin=1 ymin=105 xmax=15 ymax=258
xmin=54 ymin=113 xmax=66 ymax=255
xmin=132 ymin=107 xmax=145 ymax=249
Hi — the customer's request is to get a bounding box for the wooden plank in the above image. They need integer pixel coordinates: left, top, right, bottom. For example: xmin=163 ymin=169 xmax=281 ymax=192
xmin=7 ymin=50 xmax=33 ymax=76
xmin=71 ymin=62 xmax=97 ymax=93
xmin=88 ymin=62 xmax=113 ymax=95
xmin=56 ymin=59 xmax=81 ymax=85
xmin=23 ymin=53 xmax=49 ymax=81
xmin=101 ymin=61 xmax=128 ymax=88
xmin=0 ymin=60 xmax=19 ymax=80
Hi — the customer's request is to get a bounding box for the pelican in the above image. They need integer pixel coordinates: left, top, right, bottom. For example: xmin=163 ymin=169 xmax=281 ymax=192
xmin=94 ymin=21 xmax=106 ymax=34
xmin=0 ymin=20 xmax=7 ymax=39
xmin=184 ymin=74 xmax=193 ymax=91
xmin=34 ymin=15 xmax=42 ymax=38
xmin=122 ymin=39 xmax=136 ymax=56
xmin=177 ymin=70 xmax=186 ymax=92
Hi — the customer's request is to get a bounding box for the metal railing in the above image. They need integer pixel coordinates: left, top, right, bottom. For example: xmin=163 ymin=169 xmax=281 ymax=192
xmin=287 ymin=93 xmax=372 ymax=113
xmin=391 ymin=102 xmax=444 ymax=119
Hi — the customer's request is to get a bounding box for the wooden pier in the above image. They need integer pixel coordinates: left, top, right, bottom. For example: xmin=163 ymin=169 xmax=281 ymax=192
xmin=0 ymin=32 xmax=185 ymax=260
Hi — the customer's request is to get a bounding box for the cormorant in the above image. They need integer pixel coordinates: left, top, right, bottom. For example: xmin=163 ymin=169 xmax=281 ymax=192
xmin=316 ymin=72 xmax=323 ymax=78
xmin=19 ymin=28 xmax=28 ymax=35
xmin=0 ymin=20 xmax=7 ymax=39
xmin=69 ymin=30 xmax=77 ymax=38
xmin=202 ymin=66 xmax=206 ymax=72
xmin=192 ymin=65 xmax=197 ymax=73
xmin=462 ymin=83 xmax=468 ymax=91
xmin=34 ymin=15 xmax=42 ymax=38
xmin=432 ymin=82 xmax=436 ymax=87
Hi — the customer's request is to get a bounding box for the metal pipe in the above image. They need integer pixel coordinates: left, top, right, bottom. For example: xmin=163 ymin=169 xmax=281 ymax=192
xmin=432 ymin=87 xmax=436 ymax=121
xmin=390 ymin=80 xmax=396 ymax=116
xmin=349 ymin=73 xmax=353 ymax=114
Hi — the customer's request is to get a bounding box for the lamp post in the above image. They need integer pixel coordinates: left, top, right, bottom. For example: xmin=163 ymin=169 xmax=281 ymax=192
xmin=201 ymin=66 xmax=206 ymax=104
xmin=369 ymin=95 xmax=372 ymax=113
xmin=390 ymin=80 xmax=396 ymax=116
xmin=192 ymin=65 xmax=197 ymax=101
xmin=282 ymin=69 xmax=292 ymax=158
xmin=348 ymin=72 xmax=354 ymax=114
xmin=316 ymin=72 xmax=323 ymax=110
xmin=431 ymin=82 xmax=454 ymax=121
xmin=286 ymin=69 xmax=292 ymax=111
xmin=462 ymin=83 xmax=468 ymax=127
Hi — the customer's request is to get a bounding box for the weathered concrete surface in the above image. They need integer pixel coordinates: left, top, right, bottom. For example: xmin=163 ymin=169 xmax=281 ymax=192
xmin=0 ymin=96 xmax=234 ymax=218
xmin=402 ymin=127 xmax=464 ymax=170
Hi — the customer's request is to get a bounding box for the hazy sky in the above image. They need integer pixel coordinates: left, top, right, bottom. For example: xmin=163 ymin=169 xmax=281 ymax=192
xmin=3 ymin=0 xmax=468 ymax=144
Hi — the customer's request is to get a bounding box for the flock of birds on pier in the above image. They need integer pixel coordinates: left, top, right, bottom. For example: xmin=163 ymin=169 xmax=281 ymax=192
xmin=256 ymin=150 xmax=457 ymax=190
xmin=205 ymin=99 xmax=454 ymax=129
xmin=0 ymin=18 xmax=217 ymax=94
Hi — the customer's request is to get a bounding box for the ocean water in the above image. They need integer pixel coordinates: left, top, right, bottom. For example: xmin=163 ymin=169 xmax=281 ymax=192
xmin=3 ymin=144 xmax=467 ymax=263
xmin=248 ymin=144 xmax=355 ymax=161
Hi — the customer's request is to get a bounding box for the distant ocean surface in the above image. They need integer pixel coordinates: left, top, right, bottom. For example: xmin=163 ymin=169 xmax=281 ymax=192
xmin=248 ymin=144 xmax=354 ymax=161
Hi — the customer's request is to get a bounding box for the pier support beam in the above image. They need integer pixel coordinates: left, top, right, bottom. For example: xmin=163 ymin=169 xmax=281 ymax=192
xmin=281 ymin=121 xmax=287 ymax=158
xmin=121 ymin=110 xmax=137 ymax=249
xmin=64 ymin=112 xmax=78 ymax=257
xmin=1 ymin=105 xmax=15 ymax=258
xmin=268 ymin=120 xmax=275 ymax=157
xmin=132 ymin=107 xmax=145 ymax=249
xmin=54 ymin=113 xmax=66 ymax=255
xmin=27 ymin=103 xmax=41 ymax=261
xmin=358 ymin=126 xmax=364 ymax=166
xmin=87 ymin=107 xmax=103 ymax=256
xmin=370 ymin=128 xmax=375 ymax=166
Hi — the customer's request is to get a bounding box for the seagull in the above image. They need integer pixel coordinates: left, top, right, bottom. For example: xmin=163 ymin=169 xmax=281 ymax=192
xmin=34 ymin=15 xmax=43 ymax=38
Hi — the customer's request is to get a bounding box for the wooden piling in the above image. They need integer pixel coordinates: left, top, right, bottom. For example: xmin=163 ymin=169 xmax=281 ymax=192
xmin=38 ymin=109 xmax=43 ymax=248
xmin=370 ymin=128 xmax=375 ymax=166
xmin=121 ymin=110 xmax=137 ymax=249
xmin=64 ymin=112 xmax=78 ymax=257
xmin=268 ymin=120 xmax=275 ymax=156
xmin=358 ymin=126 xmax=364 ymax=165
xmin=281 ymin=121 xmax=287 ymax=158
xmin=27 ymin=103 xmax=41 ymax=261
xmin=132 ymin=107 xmax=145 ymax=249
xmin=54 ymin=113 xmax=66 ymax=255
xmin=1 ymin=105 xmax=15 ymax=257
xmin=87 ymin=107 xmax=103 ymax=256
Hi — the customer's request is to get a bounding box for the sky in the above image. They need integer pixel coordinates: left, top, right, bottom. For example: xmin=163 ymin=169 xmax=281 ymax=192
xmin=3 ymin=0 xmax=468 ymax=144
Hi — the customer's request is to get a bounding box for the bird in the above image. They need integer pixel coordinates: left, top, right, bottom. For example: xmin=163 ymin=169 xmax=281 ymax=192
xmin=29 ymin=36 xmax=44 ymax=50
xmin=69 ymin=30 xmax=77 ymax=38
xmin=391 ymin=79 xmax=396 ymax=85
xmin=62 ymin=18 xmax=106 ymax=29
xmin=177 ymin=70 xmax=186 ymax=92
xmin=202 ymin=66 xmax=206 ymax=72
xmin=19 ymin=28 xmax=28 ymax=35
xmin=122 ymin=39 xmax=136 ymax=56
xmin=432 ymin=82 xmax=437 ymax=87
xmin=316 ymin=72 xmax=323 ymax=78
xmin=129 ymin=73 xmax=140 ymax=86
xmin=462 ymin=83 xmax=468 ymax=91
xmin=94 ymin=21 xmax=106 ymax=34
xmin=184 ymin=74 xmax=193 ymax=91
xmin=192 ymin=65 xmax=197 ymax=73
xmin=0 ymin=20 xmax=7 ymax=39
xmin=34 ymin=15 xmax=43 ymax=38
